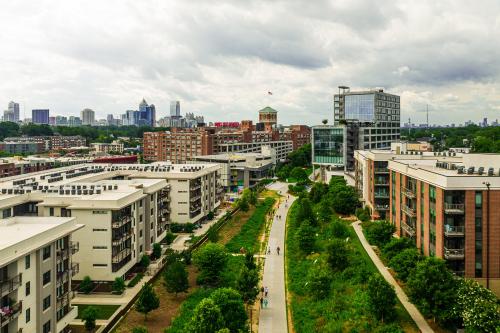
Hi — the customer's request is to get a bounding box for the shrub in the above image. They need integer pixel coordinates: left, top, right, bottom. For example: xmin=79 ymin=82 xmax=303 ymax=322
xmin=290 ymin=167 xmax=308 ymax=181
xmin=170 ymin=223 xmax=195 ymax=233
xmin=374 ymin=323 xmax=404 ymax=333
xmin=355 ymin=207 xmax=370 ymax=222
xmin=127 ymin=273 xmax=144 ymax=288
xmin=297 ymin=220 xmax=316 ymax=254
xmin=132 ymin=326 xmax=148 ymax=333
xmin=326 ymin=239 xmax=349 ymax=272
xmin=367 ymin=274 xmax=397 ymax=322
xmin=81 ymin=306 xmax=98 ymax=331
xmin=207 ymin=211 xmax=215 ymax=220
xmin=79 ymin=276 xmax=93 ymax=294
xmin=329 ymin=220 xmax=350 ymax=239
xmin=140 ymin=254 xmax=151 ymax=269
xmin=382 ymin=237 xmax=414 ymax=261
xmin=307 ymin=266 xmax=332 ymax=300
xmin=151 ymin=243 xmax=162 ymax=260
xmin=389 ymin=248 xmax=422 ymax=282
xmin=163 ymin=232 xmax=177 ymax=245
xmin=365 ymin=221 xmax=395 ymax=247
xmin=112 ymin=277 xmax=126 ymax=294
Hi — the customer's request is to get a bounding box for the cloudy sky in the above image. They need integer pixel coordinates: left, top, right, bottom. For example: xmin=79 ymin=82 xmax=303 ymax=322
xmin=1 ymin=0 xmax=500 ymax=125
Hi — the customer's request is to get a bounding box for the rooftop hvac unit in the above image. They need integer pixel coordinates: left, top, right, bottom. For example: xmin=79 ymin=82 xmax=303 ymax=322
xmin=114 ymin=185 xmax=118 ymax=190
xmin=71 ymin=190 xmax=76 ymax=195
xmin=488 ymin=168 xmax=494 ymax=176
xmin=89 ymin=191 xmax=94 ymax=195
xmin=65 ymin=190 xmax=70 ymax=195
xmin=77 ymin=190 xmax=82 ymax=195
xmin=96 ymin=190 xmax=101 ymax=194
xmin=467 ymin=167 xmax=474 ymax=175
xmin=478 ymin=167 xmax=484 ymax=175
xmin=1 ymin=189 xmax=6 ymax=194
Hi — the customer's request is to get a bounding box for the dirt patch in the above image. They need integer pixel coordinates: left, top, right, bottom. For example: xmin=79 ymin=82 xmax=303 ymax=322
xmin=113 ymin=265 xmax=199 ymax=333
xmin=217 ymin=207 xmax=256 ymax=245
xmin=69 ymin=325 xmax=101 ymax=333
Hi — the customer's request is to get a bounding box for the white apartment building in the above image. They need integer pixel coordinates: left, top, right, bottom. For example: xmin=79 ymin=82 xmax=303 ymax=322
xmin=0 ymin=216 xmax=83 ymax=333
xmin=91 ymin=141 xmax=124 ymax=154
xmin=0 ymin=162 xmax=221 ymax=282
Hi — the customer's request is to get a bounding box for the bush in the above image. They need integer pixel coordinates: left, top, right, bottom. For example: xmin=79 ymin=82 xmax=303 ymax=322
xmin=112 ymin=277 xmax=126 ymax=294
xmin=355 ymin=207 xmax=371 ymax=222
xmin=326 ymin=239 xmax=349 ymax=272
xmin=374 ymin=323 xmax=404 ymax=333
xmin=170 ymin=223 xmax=195 ymax=233
xmin=151 ymin=243 xmax=162 ymax=260
xmin=367 ymin=274 xmax=397 ymax=322
xmin=163 ymin=232 xmax=177 ymax=245
xmin=207 ymin=211 xmax=215 ymax=220
xmin=329 ymin=220 xmax=350 ymax=239
xmin=79 ymin=276 xmax=93 ymax=294
xmin=307 ymin=266 xmax=332 ymax=300
xmin=127 ymin=273 xmax=144 ymax=288
xmin=81 ymin=306 xmax=98 ymax=331
xmin=132 ymin=326 xmax=148 ymax=333
xmin=140 ymin=254 xmax=151 ymax=269
xmin=365 ymin=221 xmax=395 ymax=247
xmin=389 ymin=248 xmax=422 ymax=282
xmin=382 ymin=237 xmax=414 ymax=261
xmin=297 ymin=220 xmax=316 ymax=254
xmin=290 ymin=167 xmax=308 ymax=181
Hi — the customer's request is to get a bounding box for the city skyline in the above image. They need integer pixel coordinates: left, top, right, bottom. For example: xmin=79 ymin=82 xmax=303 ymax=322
xmin=1 ymin=1 xmax=500 ymax=125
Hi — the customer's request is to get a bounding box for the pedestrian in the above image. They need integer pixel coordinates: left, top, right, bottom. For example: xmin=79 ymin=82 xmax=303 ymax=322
xmin=263 ymin=298 xmax=269 ymax=308
xmin=260 ymin=286 xmax=264 ymax=296
xmin=260 ymin=297 xmax=264 ymax=308
xmin=277 ymin=246 xmax=280 ymax=255
xmin=264 ymin=286 xmax=269 ymax=297
xmin=267 ymin=247 xmax=271 ymax=255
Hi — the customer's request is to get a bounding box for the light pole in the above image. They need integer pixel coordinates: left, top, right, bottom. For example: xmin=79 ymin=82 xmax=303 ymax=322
xmin=482 ymin=181 xmax=490 ymax=289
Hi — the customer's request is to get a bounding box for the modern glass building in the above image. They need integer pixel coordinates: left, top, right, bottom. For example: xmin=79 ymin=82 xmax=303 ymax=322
xmin=312 ymin=125 xmax=344 ymax=165
xmin=32 ymin=109 xmax=50 ymax=124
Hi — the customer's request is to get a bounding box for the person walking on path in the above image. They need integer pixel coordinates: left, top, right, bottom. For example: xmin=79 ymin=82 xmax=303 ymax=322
xmin=263 ymin=298 xmax=269 ymax=308
xmin=264 ymin=286 xmax=269 ymax=297
xmin=260 ymin=286 xmax=264 ymax=297
xmin=276 ymin=246 xmax=280 ymax=255
xmin=260 ymin=297 xmax=264 ymax=308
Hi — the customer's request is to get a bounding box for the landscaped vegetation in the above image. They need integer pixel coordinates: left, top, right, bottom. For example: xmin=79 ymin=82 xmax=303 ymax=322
xmin=286 ymin=177 xmax=419 ymax=332
xmin=276 ymin=143 xmax=312 ymax=182
xmin=363 ymin=220 xmax=500 ymax=332
xmin=76 ymin=304 xmax=120 ymax=320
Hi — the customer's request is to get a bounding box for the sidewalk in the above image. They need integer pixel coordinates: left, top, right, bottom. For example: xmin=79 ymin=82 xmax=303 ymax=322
xmin=352 ymin=221 xmax=434 ymax=333
xmin=259 ymin=182 xmax=295 ymax=333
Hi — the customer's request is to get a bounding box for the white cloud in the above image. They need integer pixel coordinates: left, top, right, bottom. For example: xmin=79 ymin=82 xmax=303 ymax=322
xmin=0 ymin=0 xmax=499 ymax=125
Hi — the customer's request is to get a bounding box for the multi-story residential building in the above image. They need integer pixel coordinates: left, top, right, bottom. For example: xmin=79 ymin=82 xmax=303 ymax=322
xmin=280 ymin=125 xmax=311 ymax=150
xmin=91 ymin=140 xmax=124 ymax=154
xmin=80 ymin=108 xmax=95 ymax=126
xmin=0 ymin=142 xmax=44 ymax=154
xmin=32 ymin=109 xmax=50 ymax=125
xmin=0 ymin=216 xmax=83 ymax=333
xmin=0 ymin=162 xmax=221 ymax=282
xmin=334 ymin=87 xmax=401 ymax=170
xmin=2 ymin=136 xmax=87 ymax=152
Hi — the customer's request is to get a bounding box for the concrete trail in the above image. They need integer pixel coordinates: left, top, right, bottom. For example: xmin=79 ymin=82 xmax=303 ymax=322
xmin=352 ymin=221 xmax=434 ymax=333
xmin=258 ymin=182 xmax=295 ymax=333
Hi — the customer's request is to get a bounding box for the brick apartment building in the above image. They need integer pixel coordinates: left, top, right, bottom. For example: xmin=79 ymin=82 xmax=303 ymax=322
xmin=143 ymin=116 xmax=310 ymax=163
xmin=354 ymin=148 xmax=500 ymax=296
xmin=3 ymin=135 xmax=87 ymax=151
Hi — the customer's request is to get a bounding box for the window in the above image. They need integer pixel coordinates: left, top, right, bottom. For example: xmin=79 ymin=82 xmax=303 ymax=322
xmin=43 ymin=271 xmax=51 ymax=286
xmin=25 ymin=255 xmax=30 ymax=269
xmin=93 ymin=263 xmax=107 ymax=267
xmin=139 ymin=230 xmax=143 ymax=237
xmin=43 ymin=295 xmax=51 ymax=311
xmin=49 ymin=207 xmax=54 ymax=216
xmin=43 ymin=320 xmax=51 ymax=333
xmin=93 ymin=228 xmax=107 ymax=232
xmin=42 ymin=245 xmax=51 ymax=260
xmin=2 ymin=208 xmax=11 ymax=218
xmin=93 ymin=210 xmax=107 ymax=214
xmin=26 ymin=308 xmax=30 ymax=323
xmin=93 ymin=246 xmax=107 ymax=249
xmin=25 ymin=281 xmax=30 ymax=296
xmin=475 ymin=191 xmax=483 ymax=277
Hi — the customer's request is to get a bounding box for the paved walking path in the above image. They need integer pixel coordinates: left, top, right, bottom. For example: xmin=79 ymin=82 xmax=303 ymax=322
xmin=352 ymin=221 xmax=434 ymax=333
xmin=259 ymin=182 xmax=295 ymax=333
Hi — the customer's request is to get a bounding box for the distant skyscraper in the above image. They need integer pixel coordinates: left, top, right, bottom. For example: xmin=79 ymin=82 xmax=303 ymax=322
xmin=8 ymin=101 xmax=20 ymax=122
xmin=49 ymin=116 xmax=56 ymax=125
xmin=32 ymin=109 xmax=50 ymax=124
xmin=68 ymin=116 xmax=82 ymax=127
xmin=81 ymin=108 xmax=95 ymax=126
xmin=138 ymin=99 xmax=156 ymax=127
xmin=170 ymin=101 xmax=181 ymax=118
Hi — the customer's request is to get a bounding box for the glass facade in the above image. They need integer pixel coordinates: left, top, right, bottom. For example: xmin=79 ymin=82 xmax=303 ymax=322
xmin=344 ymin=94 xmax=375 ymax=122
xmin=312 ymin=127 xmax=343 ymax=164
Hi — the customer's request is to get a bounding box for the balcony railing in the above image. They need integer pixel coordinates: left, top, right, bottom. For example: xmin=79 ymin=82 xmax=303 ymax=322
xmin=0 ymin=273 xmax=22 ymax=298
xmin=402 ymin=205 xmax=416 ymax=217
xmin=444 ymin=203 xmax=465 ymax=214
xmin=444 ymin=225 xmax=465 ymax=237
xmin=444 ymin=247 xmax=465 ymax=260
xmin=374 ymin=192 xmax=390 ymax=199
xmin=190 ymin=195 xmax=201 ymax=203
xmin=402 ymin=187 xmax=416 ymax=199
xmin=70 ymin=241 xmax=79 ymax=255
xmin=374 ymin=179 xmax=389 ymax=186
xmin=112 ymin=248 xmax=132 ymax=264
xmin=71 ymin=263 xmax=79 ymax=277
xmin=0 ymin=301 xmax=22 ymax=325
xmin=402 ymin=221 xmax=416 ymax=236
xmin=112 ymin=215 xmax=132 ymax=228
xmin=374 ymin=168 xmax=389 ymax=174
xmin=375 ymin=204 xmax=390 ymax=211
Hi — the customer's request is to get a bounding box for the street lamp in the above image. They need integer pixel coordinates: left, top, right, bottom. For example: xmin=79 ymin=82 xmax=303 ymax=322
xmin=482 ymin=181 xmax=490 ymax=289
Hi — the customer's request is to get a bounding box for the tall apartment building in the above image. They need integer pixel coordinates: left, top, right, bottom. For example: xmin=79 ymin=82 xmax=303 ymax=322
xmin=3 ymin=136 xmax=87 ymax=152
xmin=80 ymin=108 xmax=95 ymax=126
xmin=0 ymin=162 xmax=221 ymax=282
xmin=170 ymin=101 xmax=180 ymax=118
xmin=354 ymin=150 xmax=500 ymax=296
xmin=8 ymin=102 xmax=20 ymax=122
xmin=32 ymin=109 xmax=50 ymax=125
xmin=0 ymin=216 xmax=83 ymax=333
xmin=333 ymin=87 xmax=400 ymax=170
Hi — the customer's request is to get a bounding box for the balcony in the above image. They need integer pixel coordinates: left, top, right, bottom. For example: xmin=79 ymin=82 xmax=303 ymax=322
xmin=112 ymin=215 xmax=132 ymax=228
xmin=0 ymin=273 xmax=22 ymax=298
xmin=375 ymin=204 xmax=390 ymax=211
xmin=402 ymin=205 xmax=416 ymax=217
xmin=71 ymin=263 xmax=79 ymax=277
xmin=444 ymin=225 xmax=465 ymax=237
xmin=0 ymin=301 xmax=22 ymax=326
xmin=374 ymin=179 xmax=389 ymax=186
xmin=444 ymin=247 xmax=465 ymax=260
xmin=70 ymin=241 xmax=79 ymax=255
xmin=402 ymin=221 xmax=416 ymax=237
xmin=112 ymin=248 xmax=132 ymax=264
xmin=402 ymin=187 xmax=416 ymax=199
xmin=190 ymin=183 xmax=202 ymax=191
xmin=444 ymin=203 xmax=465 ymax=215
xmin=374 ymin=192 xmax=390 ymax=199
xmin=374 ymin=168 xmax=389 ymax=174
xmin=190 ymin=194 xmax=201 ymax=203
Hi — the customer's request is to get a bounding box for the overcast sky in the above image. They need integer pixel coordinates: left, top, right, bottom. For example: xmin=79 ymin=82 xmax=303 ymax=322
xmin=1 ymin=0 xmax=500 ymax=125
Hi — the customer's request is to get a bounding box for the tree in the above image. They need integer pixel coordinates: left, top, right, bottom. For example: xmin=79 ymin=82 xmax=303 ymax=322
xmin=326 ymin=239 xmax=349 ymax=271
xmin=236 ymin=266 xmax=259 ymax=305
xmin=382 ymin=237 xmax=414 ymax=261
xmin=210 ymin=288 xmax=248 ymax=332
xmin=244 ymin=252 xmax=257 ymax=271
xmin=389 ymin=248 xmax=422 ymax=282
xmin=307 ymin=266 xmax=332 ymax=300
xmin=406 ymin=257 xmax=457 ymax=322
xmin=330 ymin=220 xmax=350 ymax=239
xmin=367 ymin=274 xmax=397 ymax=322
xmin=187 ymin=298 xmax=225 ymax=333
xmin=290 ymin=167 xmax=308 ymax=181
xmin=309 ymin=182 xmax=329 ymax=203
xmin=207 ymin=211 xmax=215 ymax=220
xmin=112 ymin=277 xmax=126 ymax=294
xmin=135 ymin=283 xmax=160 ymax=320
xmin=207 ymin=225 xmax=219 ymax=243
xmin=193 ymin=243 xmax=228 ymax=286
xmin=331 ymin=186 xmax=359 ymax=215
xmin=164 ymin=261 xmax=189 ymax=296
xmin=80 ymin=276 xmax=94 ymax=294
xmin=453 ymin=278 xmax=500 ymax=333
xmin=297 ymin=220 xmax=316 ymax=254
xmin=151 ymin=243 xmax=162 ymax=260
xmin=132 ymin=326 xmax=148 ymax=333
xmin=365 ymin=221 xmax=395 ymax=247
xmin=140 ymin=254 xmax=151 ymax=269
xmin=238 ymin=196 xmax=249 ymax=212
xmin=81 ymin=306 xmax=98 ymax=332
xmin=295 ymin=197 xmax=315 ymax=226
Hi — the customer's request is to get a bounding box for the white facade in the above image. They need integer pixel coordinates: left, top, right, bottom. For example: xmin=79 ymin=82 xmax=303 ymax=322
xmin=91 ymin=141 xmax=124 ymax=154
xmin=80 ymin=109 xmax=95 ymax=126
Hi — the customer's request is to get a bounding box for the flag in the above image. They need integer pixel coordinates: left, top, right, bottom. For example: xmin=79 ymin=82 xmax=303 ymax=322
xmin=268 ymin=91 xmax=273 ymax=95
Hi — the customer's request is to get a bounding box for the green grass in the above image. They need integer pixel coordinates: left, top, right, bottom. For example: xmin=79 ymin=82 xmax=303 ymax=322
xmin=76 ymin=304 xmax=120 ymax=320
xmin=225 ymin=197 xmax=275 ymax=253
xmin=286 ymin=201 xmax=419 ymax=333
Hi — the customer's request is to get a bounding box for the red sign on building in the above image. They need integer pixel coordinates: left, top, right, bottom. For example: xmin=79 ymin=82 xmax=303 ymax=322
xmin=214 ymin=122 xmax=240 ymax=128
